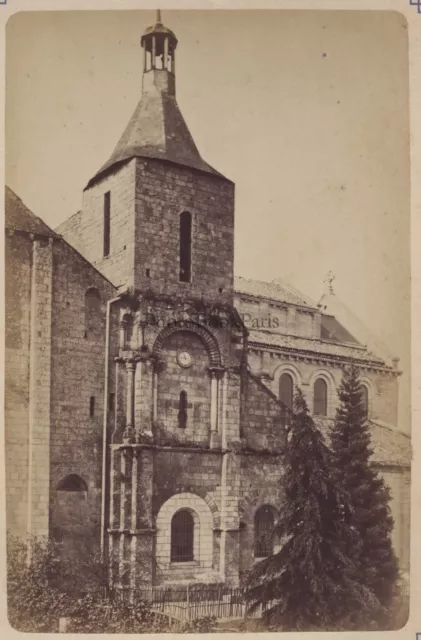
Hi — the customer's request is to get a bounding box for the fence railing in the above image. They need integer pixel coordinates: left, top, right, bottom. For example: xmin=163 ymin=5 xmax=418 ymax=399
xmin=118 ymin=585 xmax=264 ymax=622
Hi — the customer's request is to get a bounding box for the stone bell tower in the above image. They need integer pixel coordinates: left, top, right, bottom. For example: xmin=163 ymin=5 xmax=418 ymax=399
xmin=63 ymin=10 xmax=235 ymax=306
xmin=59 ymin=11 xmax=248 ymax=590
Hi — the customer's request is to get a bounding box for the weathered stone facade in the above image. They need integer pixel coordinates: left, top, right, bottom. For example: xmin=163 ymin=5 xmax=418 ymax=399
xmin=5 ymin=13 xmax=410 ymax=593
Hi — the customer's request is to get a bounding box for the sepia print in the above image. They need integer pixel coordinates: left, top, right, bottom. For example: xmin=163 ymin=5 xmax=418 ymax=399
xmin=4 ymin=7 xmax=411 ymax=634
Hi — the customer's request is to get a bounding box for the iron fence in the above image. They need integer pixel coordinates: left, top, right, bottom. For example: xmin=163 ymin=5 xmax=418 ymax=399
xmin=119 ymin=585 xmax=264 ymax=622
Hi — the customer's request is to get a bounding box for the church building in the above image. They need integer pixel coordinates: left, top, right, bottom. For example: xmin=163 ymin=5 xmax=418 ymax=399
xmin=5 ymin=12 xmax=410 ymax=591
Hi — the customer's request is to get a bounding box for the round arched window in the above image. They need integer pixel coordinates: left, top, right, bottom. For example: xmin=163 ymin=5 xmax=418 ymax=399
xmin=279 ymin=373 xmax=293 ymax=410
xmin=254 ymin=506 xmax=276 ymax=558
xmin=361 ymin=385 xmax=369 ymax=419
xmin=171 ymin=509 xmax=194 ymax=562
xmin=314 ymin=378 xmax=328 ymax=416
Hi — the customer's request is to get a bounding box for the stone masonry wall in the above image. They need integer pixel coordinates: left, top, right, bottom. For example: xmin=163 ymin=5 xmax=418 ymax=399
xmin=241 ymin=373 xmax=286 ymax=450
xmin=5 ymin=233 xmax=32 ymax=537
xmin=380 ymin=466 xmax=411 ymax=573
xmin=251 ymin=348 xmax=399 ymax=427
xmin=236 ymin=295 xmax=320 ymax=339
xmin=27 ymin=237 xmax=54 ymax=542
xmin=134 ymin=159 xmax=235 ymax=303
xmin=156 ymin=331 xmax=211 ymax=446
xmin=49 ymin=239 xmax=116 ymax=551
xmin=238 ymin=454 xmax=284 ymax=577
xmin=57 ymin=160 xmax=137 ymax=290
xmin=153 ymin=450 xmax=222 ymax=516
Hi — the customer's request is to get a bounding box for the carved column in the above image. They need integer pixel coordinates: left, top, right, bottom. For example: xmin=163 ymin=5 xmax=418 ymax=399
xmin=152 ymin=35 xmax=156 ymax=68
xmin=143 ymin=42 xmax=147 ymax=71
xmin=163 ymin=36 xmax=169 ymax=69
xmin=209 ymin=367 xmax=224 ymax=449
xmin=119 ymin=320 xmax=126 ymax=349
xmin=152 ymin=365 xmax=159 ymax=424
xmin=210 ymin=370 xmax=218 ymax=434
xmin=129 ymin=450 xmax=139 ymax=595
xmin=220 ymin=370 xmax=228 ymax=450
xmin=123 ymin=361 xmax=135 ymax=443
xmin=118 ymin=449 xmax=131 ymax=586
xmin=138 ymin=320 xmax=146 ymax=350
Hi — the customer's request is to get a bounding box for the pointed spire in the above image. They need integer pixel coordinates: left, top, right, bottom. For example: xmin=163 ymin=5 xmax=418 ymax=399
xmin=156 ymin=9 xmax=162 ymax=24
xmin=85 ymin=14 xmax=230 ymax=189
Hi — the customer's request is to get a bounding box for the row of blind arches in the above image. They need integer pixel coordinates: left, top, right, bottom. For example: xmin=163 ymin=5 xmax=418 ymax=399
xmin=279 ymin=372 xmax=369 ymax=417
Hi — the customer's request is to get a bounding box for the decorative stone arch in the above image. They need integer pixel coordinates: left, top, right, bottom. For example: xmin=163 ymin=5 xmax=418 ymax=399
xmin=308 ymin=369 xmax=337 ymax=418
xmin=152 ymin=321 xmax=222 ymax=367
xmin=272 ymin=363 xmax=302 ymax=409
xmin=204 ymin=492 xmax=221 ymax=529
xmin=155 ymin=492 xmax=215 ymax=570
xmin=85 ymin=286 xmax=101 ymax=301
xmin=52 ymin=474 xmax=90 ymax=556
xmin=273 ymin=363 xmax=302 ymax=389
xmin=56 ymin=474 xmax=88 ymax=492
xmin=239 ymin=487 xmax=281 ymax=526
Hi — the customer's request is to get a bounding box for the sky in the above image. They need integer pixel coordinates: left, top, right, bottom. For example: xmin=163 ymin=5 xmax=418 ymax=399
xmin=5 ymin=9 xmax=410 ymax=429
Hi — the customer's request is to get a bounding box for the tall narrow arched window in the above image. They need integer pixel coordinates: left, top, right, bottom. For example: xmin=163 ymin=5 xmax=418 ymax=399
xmin=254 ymin=506 xmax=275 ymax=558
xmin=122 ymin=314 xmax=134 ymax=348
xmin=179 ymin=211 xmax=192 ymax=282
xmin=361 ymin=385 xmax=369 ymax=420
xmin=279 ymin=373 xmax=293 ymax=410
xmin=178 ymin=390 xmax=188 ymax=429
xmin=314 ymin=378 xmax=328 ymax=416
xmin=171 ymin=509 xmax=194 ymax=562
xmin=85 ymin=288 xmax=101 ymax=339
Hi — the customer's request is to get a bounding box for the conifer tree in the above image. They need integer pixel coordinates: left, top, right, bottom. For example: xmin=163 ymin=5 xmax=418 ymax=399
xmin=330 ymin=365 xmax=399 ymax=618
xmin=245 ymin=390 xmax=379 ymax=631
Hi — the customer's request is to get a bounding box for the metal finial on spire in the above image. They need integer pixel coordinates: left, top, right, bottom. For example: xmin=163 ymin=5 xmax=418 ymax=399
xmin=157 ymin=9 xmax=162 ymax=23
xmin=324 ymin=270 xmax=336 ymax=294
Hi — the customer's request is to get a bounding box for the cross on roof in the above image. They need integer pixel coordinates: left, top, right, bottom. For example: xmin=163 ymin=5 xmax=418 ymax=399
xmin=324 ymin=270 xmax=335 ymax=294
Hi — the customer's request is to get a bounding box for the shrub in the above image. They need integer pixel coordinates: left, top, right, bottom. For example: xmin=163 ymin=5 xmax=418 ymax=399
xmin=7 ymin=533 xmax=72 ymax=632
xmin=7 ymin=532 xmax=169 ymax=633
xmin=182 ymin=615 xmax=218 ymax=633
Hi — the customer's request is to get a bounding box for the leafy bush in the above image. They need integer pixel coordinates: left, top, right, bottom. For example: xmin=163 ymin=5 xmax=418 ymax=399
xmin=182 ymin=615 xmax=218 ymax=633
xmin=7 ymin=534 xmax=72 ymax=632
xmin=66 ymin=593 xmax=168 ymax=634
xmin=7 ymin=533 xmax=169 ymax=633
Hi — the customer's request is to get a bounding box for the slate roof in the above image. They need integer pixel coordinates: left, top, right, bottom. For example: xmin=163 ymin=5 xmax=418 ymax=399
xmin=318 ymin=292 xmax=397 ymax=367
xmin=5 ymin=186 xmax=58 ymax=238
xmin=234 ymin=276 xmax=318 ymax=309
xmin=317 ymin=418 xmax=411 ymax=468
xmin=86 ymin=89 xmax=227 ymax=189
xmin=321 ymin=314 xmax=360 ymax=345
xmin=369 ymin=420 xmax=411 ymax=467
xmin=5 ymin=186 xmax=116 ymax=289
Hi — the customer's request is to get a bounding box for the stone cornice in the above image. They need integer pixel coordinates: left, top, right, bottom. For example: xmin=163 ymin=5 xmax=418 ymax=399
xmin=247 ymin=340 xmax=399 ymax=376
